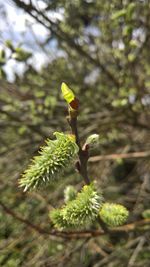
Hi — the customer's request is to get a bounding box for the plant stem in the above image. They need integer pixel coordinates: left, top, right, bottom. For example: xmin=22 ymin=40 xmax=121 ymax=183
xmin=68 ymin=111 xmax=108 ymax=232
xmin=68 ymin=115 xmax=90 ymax=185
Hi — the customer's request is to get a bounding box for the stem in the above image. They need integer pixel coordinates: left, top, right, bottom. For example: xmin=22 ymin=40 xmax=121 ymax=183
xmin=68 ymin=110 xmax=108 ymax=232
xmin=1 ymin=200 xmax=149 ymax=239
xmin=69 ymin=115 xmax=90 ymax=185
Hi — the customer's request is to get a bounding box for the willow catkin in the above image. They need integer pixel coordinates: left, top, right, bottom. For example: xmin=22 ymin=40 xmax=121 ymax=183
xmin=19 ymin=132 xmax=78 ymax=191
xmin=99 ymin=203 xmax=129 ymax=226
xmin=50 ymin=183 xmax=104 ymax=229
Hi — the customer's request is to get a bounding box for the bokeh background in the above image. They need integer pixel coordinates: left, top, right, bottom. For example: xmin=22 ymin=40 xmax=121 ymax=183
xmin=0 ymin=1 xmax=150 ymax=266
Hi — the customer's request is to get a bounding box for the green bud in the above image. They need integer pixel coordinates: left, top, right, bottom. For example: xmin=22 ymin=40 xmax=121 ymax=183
xmin=86 ymin=134 xmax=99 ymax=145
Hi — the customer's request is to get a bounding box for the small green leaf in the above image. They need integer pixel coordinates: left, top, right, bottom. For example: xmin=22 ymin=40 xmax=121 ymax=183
xmin=12 ymin=47 xmax=32 ymax=61
xmin=5 ymin=40 xmax=14 ymax=50
xmin=126 ymin=3 xmax=136 ymax=20
xmin=111 ymin=9 xmax=126 ymax=20
xmin=61 ymin=82 xmax=75 ymax=103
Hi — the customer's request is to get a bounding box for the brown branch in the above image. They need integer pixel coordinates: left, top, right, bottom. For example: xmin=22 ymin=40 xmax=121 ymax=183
xmin=127 ymin=236 xmax=146 ymax=267
xmin=0 ymin=200 xmax=149 ymax=239
xmin=68 ymin=111 xmax=107 ymax=231
xmin=0 ymin=201 xmax=51 ymax=235
xmin=89 ymin=151 xmax=150 ymax=162
xmin=68 ymin=114 xmax=90 ymax=185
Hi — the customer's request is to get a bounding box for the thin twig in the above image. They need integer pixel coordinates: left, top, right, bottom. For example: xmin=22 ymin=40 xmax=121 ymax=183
xmin=128 ymin=236 xmax=146 ymax=267
xmin=89 ymin=151 xmax=150 ymax=162
xmin=68 ymin=112 xmax=109 ymax=232
xmin=1 ymin=200 xmax=149 ymax=239
xmin=68 ymin=114 xmax=90 ymax=185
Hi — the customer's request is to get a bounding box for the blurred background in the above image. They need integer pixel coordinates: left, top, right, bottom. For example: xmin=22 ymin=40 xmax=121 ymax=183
xmin=0 ymin=0 xmax=150 ymax=266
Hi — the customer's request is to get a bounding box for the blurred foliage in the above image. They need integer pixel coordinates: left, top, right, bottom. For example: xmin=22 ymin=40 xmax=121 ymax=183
xmin=0 ymin=0 xmax=150 ymax=266
xmin=0 ymin=40 xmax=32 ymax=79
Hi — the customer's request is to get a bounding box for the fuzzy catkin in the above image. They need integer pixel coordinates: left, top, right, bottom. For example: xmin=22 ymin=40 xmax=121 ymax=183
xmin=50 ymin=208 xmax=75 ymax=230
xmin=99 ymin=203 xmax=129 ymax=226
xmin=63 ymin=184 xmax=103 ymax=225
xmin=19 ymin=132 xmax=78 ymax=191
xmin=50 ymin=183 xmax=104 ymax=229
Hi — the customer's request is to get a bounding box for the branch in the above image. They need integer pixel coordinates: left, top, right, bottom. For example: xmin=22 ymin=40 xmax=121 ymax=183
xmin=0 ymin=200 xmax=149 ymax=239
xmin=89 ymin=151 xmax=150 ymax=162
xmin=64 ymin=88 xmax=107 ymax=232
xmin=127 ymin=236 xmax=146 ymax=267
xmin=68 ymin=115 xmax=90 ymax=185
xmin=0 ymin=200 xmax=50 ymax=235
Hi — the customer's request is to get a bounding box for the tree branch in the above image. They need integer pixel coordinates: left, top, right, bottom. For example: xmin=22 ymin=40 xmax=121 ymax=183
xmin=68 ymin=115 xmax=90 ymax=185
xmin=0 ymin=200 xmax=149 ymax=239
xmin=89 ymin=151 xmax=150 ymax=162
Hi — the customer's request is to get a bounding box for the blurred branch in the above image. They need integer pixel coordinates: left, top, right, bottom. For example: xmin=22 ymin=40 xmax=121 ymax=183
xmin=89 ymin=151 xmax=150 ymax=162
xmin=0 ymin=107 xmax=46 ymax=137
xmin=0 ymin=200 xmax=149 ymax=239
xmin=69 ymin=116 xmax=90 ymax=185
xmin=127 ymin=236 xmax=146 ymax=267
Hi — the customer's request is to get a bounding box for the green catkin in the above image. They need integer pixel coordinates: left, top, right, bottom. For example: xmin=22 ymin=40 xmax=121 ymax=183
xmin=50 ymin=183 xmax=104 ymax=229
xmin=19 ymin=132 xmax=78 ymax=191
xmin=99 ymin=203 xmax=129 ymax=227
xmin=50 ymin=209 xmax=75 ymax=230
xmin=63 ymin=183 xmax=103 ymax=225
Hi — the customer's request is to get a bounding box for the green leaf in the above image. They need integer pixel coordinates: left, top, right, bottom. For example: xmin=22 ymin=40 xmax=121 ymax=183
xmin=126 ymin=3 xmax=136 ymax=20
xmin=12 ymin=47 xmax=32 ymax=61
xmin=111 ymin=9 xmax=126 ymax=20
xmin=5 ymin=40 xmax=14 ymax=50
xmin=61 ymin=82 xmax=75 ymax=103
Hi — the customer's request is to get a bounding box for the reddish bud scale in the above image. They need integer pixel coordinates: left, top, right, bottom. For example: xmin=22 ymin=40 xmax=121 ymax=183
xmin=69 ymin=98 xmax=79 ymax=110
